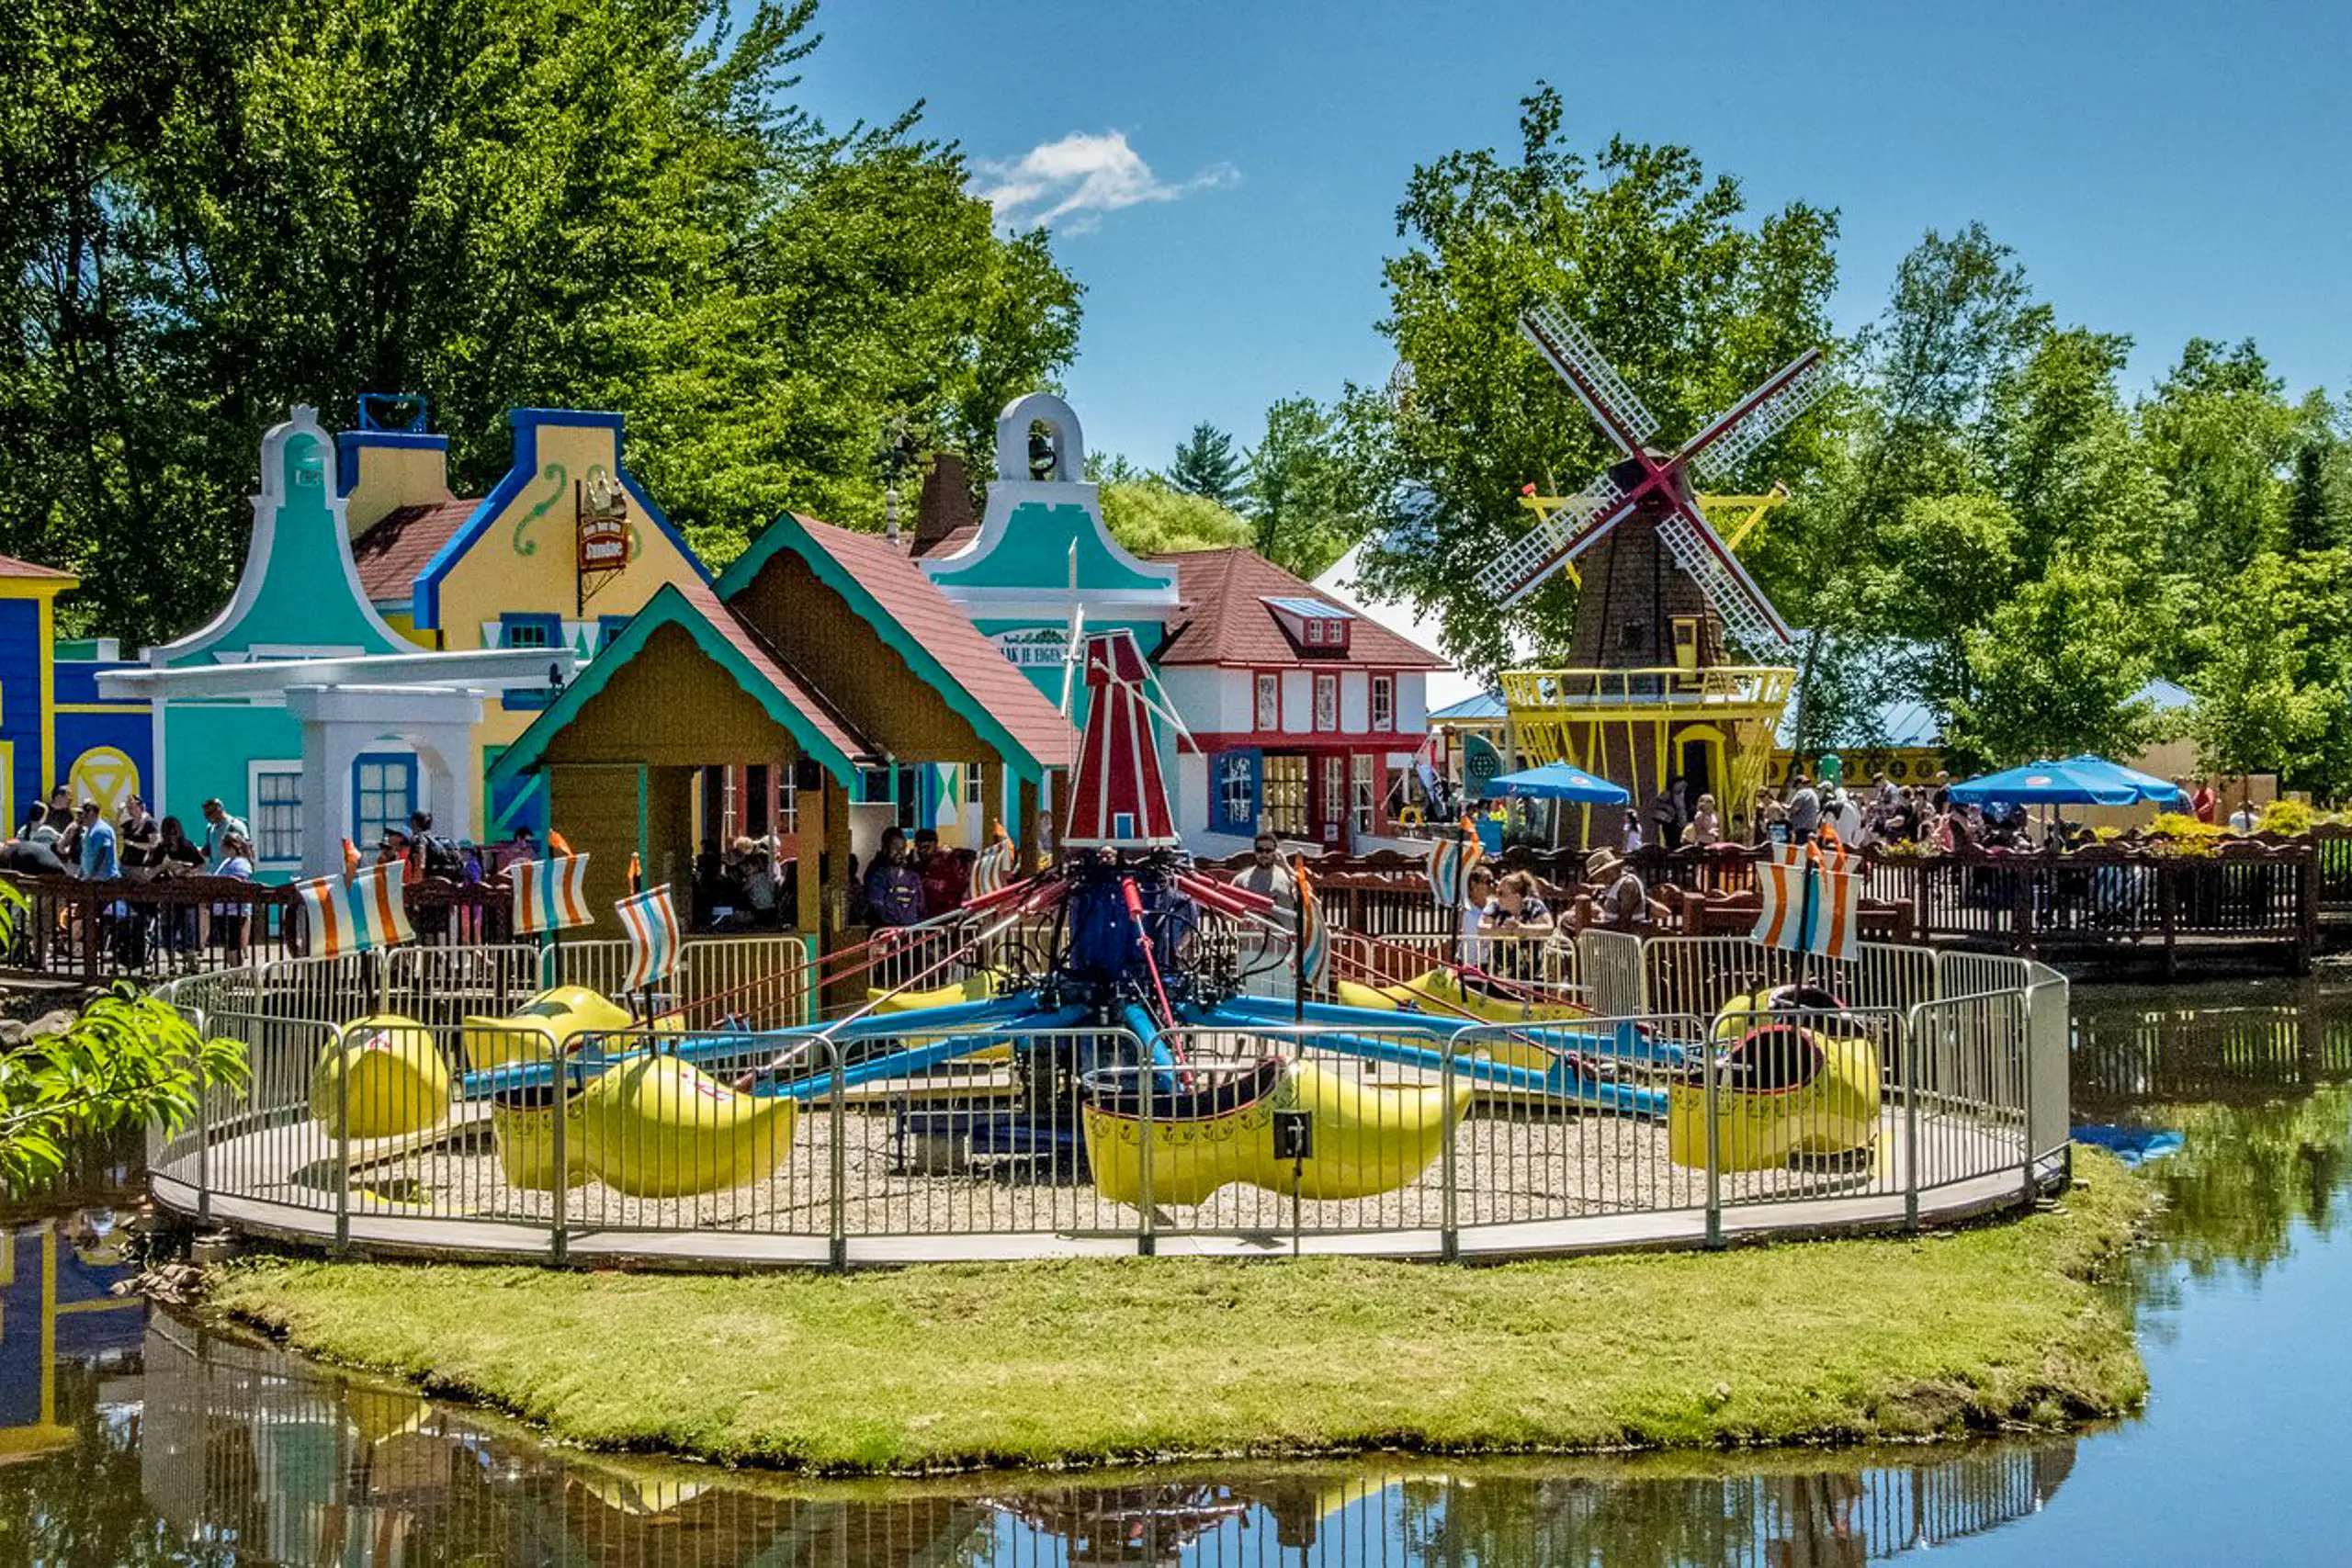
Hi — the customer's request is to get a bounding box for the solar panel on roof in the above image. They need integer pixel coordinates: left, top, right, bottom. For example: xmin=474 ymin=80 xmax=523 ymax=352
xmin=1262 ymin=595 xmax=1352 ymax=620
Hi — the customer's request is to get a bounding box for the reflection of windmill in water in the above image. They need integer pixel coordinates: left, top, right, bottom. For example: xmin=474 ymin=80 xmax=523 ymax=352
xmin=1484 ymin=301 xmax=1829 ymax=839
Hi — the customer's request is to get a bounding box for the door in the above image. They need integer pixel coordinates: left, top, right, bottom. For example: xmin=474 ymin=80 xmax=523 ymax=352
xmin=1261 ymin=753 xmax=1308 ymax=839
xmin=1318 ymin=752 xmax=1347 ymax=848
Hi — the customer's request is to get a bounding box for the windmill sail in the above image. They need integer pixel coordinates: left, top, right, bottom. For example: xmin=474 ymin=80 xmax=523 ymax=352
xmin=1476 ymin=478 xmax=1630 ymax=604
xmin=1520 ymin=303 xmax=1659 ymax=453
xmin=1652 ymin=509 xmax=1794 ymax=652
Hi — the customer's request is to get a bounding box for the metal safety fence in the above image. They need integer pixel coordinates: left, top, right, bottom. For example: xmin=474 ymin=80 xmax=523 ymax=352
xmin=150 ymin=934 xmax=2068 ymax=1265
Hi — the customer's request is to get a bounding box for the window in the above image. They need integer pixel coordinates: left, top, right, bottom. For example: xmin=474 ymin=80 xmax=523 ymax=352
xmin=1371 ymin=676 xmax=1394 ymax=732
xmin=964 ymin=765 xmax=983 ymax=805
xmin=1261 ymin=753 xmax=1308 ymax=837
xmin=779 ymin=778 xmax=799 ymax=838
xmin=1314 ymin=674 xmax=1338 ymax=733
xmin=1323 ymin=754 xmax=1347 ymax=840
xmin=353 ymin=753 xmax=417 ymax=850
xmin=1254 ymin=672 xmax=1280 ymax=731
xmin=1305 ymin=618 xmax=1325 ymax=646
xmin=1216 ymin=751 xmax=1260 ymax=832
xmin=500 ymin=612 xmax=566 ymax=710
xmin=597 ymin=614 xmax=633 ymax=653
xmin=1351 ymin=754 xmax=1375 ymax=837
xmin=252 ymin=765 xmax=301 ymax=863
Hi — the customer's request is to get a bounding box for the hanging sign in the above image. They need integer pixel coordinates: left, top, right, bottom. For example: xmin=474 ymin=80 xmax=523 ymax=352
xmin=577 ymin=469 xmax=632 ymax=573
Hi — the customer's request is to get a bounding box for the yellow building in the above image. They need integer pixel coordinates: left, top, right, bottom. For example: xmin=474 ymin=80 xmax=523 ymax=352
xmin=342 ymin=402 xmax=709 ymax=840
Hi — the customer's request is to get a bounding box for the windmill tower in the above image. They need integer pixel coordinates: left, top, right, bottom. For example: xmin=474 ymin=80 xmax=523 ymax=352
xmin=1482 ymin=301 xmax=1831 ymax=833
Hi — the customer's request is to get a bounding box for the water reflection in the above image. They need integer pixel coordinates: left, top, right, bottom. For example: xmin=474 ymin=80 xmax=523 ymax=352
xmin=17 ymin=984 xmax=2352 ymax=1565
xmin=0 ymin=1298 xmax=2082 ymax=1567
xmin=2074 ymin=984 xmax=2352 ymax=1280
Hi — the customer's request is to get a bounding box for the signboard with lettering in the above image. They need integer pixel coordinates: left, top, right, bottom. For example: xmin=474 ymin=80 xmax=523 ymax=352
xmin=990 ymin=626 xmax=1069 ymax=670
xmin=577 ymin=470 xmax=631 ymax=574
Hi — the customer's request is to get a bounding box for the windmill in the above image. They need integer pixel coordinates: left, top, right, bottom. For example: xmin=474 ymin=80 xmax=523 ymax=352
xmin=1476 ymin=300 xmax=1830 ymax=657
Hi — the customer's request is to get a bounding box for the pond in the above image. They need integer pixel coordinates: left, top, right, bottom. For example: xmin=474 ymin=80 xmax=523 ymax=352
xmin=1 ymin=977 xmax=2346 ymax=1565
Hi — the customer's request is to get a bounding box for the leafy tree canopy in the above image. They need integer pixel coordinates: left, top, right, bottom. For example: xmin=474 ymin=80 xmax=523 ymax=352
xmin=1 ymin=0 xmax=1080 ymax=643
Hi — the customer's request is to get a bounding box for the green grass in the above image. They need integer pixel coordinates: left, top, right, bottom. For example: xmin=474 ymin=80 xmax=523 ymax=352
xmin=210 ymin=1156 xmax=2154 ymax=1475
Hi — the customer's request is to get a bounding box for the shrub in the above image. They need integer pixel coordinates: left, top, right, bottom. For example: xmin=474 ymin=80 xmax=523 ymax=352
xmin=2257 ymin=798 xmax=2315 ymax=836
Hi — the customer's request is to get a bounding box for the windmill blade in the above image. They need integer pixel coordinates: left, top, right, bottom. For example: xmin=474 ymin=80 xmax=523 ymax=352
xmin=1653 ymin=501 xmax=1794 ymax=653
xmin=1519 ymin=303 xmax=1659 ymax=457
xmin=1476 ymin=478 xmax=1632 ymax=607
xmin=1681 ymin=350 xmax=1831 ymax=490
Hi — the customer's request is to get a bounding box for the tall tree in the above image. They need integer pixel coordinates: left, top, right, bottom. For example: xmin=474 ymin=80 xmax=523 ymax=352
xmin=1168 ymin=421 xmax=1243 ymax=505
xmin=1349 ymin=86 xmax=1839 ymax=682
xmin=1241 ymin=395 xmax=1378 ymax=579
xmin=0 ymin=0 xmax=1081 ymax=641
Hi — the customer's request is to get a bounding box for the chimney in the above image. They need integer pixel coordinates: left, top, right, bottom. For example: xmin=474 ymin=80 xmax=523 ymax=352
xmin=338 ymin=392 xmax=451 ymax=538
xmin=913 ymin=452 xmax=978 ymax=554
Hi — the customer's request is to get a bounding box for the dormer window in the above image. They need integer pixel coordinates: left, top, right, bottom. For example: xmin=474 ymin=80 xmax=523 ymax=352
xmin=1263 ymin=595 xmax=1351 ymax=655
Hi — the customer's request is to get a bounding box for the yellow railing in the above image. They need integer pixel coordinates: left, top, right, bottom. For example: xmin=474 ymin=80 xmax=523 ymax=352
xmin=1499 ymin=665 xmax=1796 ymax=714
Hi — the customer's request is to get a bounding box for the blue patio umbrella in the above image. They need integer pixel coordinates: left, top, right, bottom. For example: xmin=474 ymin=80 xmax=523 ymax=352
xmin=2057 ymin=753 xmax=2188 ymax=807
xmin=1487 ymin=761 xmax=1631 ymax=806
xmin=1947 ymin=761 xmax=2139 ymax=807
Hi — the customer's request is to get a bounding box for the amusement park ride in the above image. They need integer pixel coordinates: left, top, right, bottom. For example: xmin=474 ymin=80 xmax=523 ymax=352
xmin=317 ymin=626 xmax=1880 ymax=1208
xmin=1479 ymin=301 xmax=1833 ymax=829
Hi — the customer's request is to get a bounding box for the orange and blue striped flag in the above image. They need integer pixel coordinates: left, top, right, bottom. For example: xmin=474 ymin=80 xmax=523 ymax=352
xmin=1295 ymin=855 xmax=1329 ymax=993
xmin=1425 ymin=815 xmax=1485 ymax=908
xmin=970 ymin=822 xmax=1015 ymax=899
xmin=293 ymin=859 xmax=413 ymax=957
xmin=513 ymin=853 xmax=592 ymax=937
xmin=1751 ymin=841 xmax=1861 ymax=961
xmin=616 ymin=884 xmax=680 ymax=992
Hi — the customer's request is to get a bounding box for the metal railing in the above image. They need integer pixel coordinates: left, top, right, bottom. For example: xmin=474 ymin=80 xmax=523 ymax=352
xmin=152 ymin=930 xmax=2065 ymax=1265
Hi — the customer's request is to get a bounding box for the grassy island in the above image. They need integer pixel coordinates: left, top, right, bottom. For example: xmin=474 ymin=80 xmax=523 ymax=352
xmin=210 ymin=1156 xmax=2153 ymax=1475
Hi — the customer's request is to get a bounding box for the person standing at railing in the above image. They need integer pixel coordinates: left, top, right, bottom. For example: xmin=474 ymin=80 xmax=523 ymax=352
xmin=210 ymin=831 xmax=255 ymax=964
xmin=1689 ymin=792 xmax=1721 ymax=845
xmin=2190 ymin=777 xmax=2218 ymax=825
xmin=863 ymin=827 xmax=925 ymax=929
xmin=1784 ymin=773 xmax=1821 ymax=844
xmin=1460 ymin=863 xmax=1497 ymax=967
xmin=1479 ymin=870 xmax=1555 ymax=978
xmin=118 ymin=795 xmax=160 ymax=878
xmin=1235 ymin=830 xmax=1297 ymax=998
xmin=199 ymin=798 xmax=249 ymax=871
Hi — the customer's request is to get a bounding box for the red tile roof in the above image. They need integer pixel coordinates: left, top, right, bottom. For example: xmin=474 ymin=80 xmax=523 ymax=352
xmin=352 ymin=500 xmax=476 ymax=604
xmin=0 ymin=555 xmax=77 ymax=582
xmin=677 ymin=575 xmax=877 ymax=767
xmin=789 ymin=516 xmax=1078 ymax=768
xmin=1150 ymin=547 xmax=1448 ymax=670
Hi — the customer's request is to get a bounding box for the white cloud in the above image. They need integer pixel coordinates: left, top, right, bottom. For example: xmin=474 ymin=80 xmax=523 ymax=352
xmin=978 ymin=131 xmax=1237 ymax=233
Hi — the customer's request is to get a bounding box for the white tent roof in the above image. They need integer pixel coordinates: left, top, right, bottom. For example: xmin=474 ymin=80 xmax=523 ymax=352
xmin=1311 ymin=543 xmax=1481 ymax=711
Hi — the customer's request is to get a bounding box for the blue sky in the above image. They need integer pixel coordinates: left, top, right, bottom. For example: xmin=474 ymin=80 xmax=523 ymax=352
xmin=792 ymin=1 xmax=2350 ymax=469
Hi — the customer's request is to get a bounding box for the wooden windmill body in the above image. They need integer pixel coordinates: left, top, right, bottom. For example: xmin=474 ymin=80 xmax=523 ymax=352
xmin=1486 ymin=304 xmax=1829 ymax=842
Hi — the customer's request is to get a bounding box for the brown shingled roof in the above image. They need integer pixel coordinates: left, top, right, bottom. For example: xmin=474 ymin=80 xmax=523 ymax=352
xmin=0 ymin=554 xmax=77 ymax=582
xmin=1150 ymin=547 xmax=1448 ymax=670
xmin=352 ymin=500 xmax=476 ymax=604
xmin=790 ymin=516 xmax=1078 ymax=768
xmin=675 ymin=574 xmax=876 ymax=767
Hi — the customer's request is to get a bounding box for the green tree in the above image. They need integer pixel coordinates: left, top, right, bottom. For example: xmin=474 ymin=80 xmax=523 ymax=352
xmin=1097 ymin=479 xmax=1250 ymax=556
xmin=2188 ymin=549 xmax=2334 ymax=785
xmin=1241 ymin=395 xmax=1378 ymax=579
xmin=0 ymin=0 xmax=1080 ymax=644
xmin=1350 ymin=85 xmax=1839 ymax=682
xmin=2141 ymin=337 xmax=2300 ymax=573
xmin=1948 ymin=549 xmax=2158 ymax=763
xmin=1168 ymin=421 xmax=1244 ymax=505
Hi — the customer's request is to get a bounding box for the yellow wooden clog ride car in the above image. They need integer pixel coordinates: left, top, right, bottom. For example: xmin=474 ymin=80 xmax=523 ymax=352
xmin=575 ymin=1055 xmax=797 ymax=1198
xmin=1081 ymin=1057 xmax=1459 ymax=1207
xmin=308 ymin=1015 xmax=451 ymax=1141
xmin=1669 ymin=993 xmax=1882 ymax=1171
xmin=461 ymin=985 xmax=636 ymax=1073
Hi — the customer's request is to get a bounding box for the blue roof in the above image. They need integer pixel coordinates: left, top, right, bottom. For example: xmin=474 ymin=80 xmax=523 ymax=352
xmin=1263 ymin=595 xmax=1353 ymax=620
xmin=1430 ymin=689 xmax=1506 ymax=722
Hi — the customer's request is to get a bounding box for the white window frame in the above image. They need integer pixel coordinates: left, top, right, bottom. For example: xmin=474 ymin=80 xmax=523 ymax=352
xmin=1371 ymin=675 xmax=1395 ymax=732
xmin=247 ymin=759 xmax=304 ymax=866
xmin=1314 ymin=673 xmax=1338 ymax=733
xmin=963 ymin=765 xmax=983 ymax=805
xmin=1351 ymin=753 xmax=1375 ymax=835
xmin=1254 ymin=671 xmax=1280 ymax=731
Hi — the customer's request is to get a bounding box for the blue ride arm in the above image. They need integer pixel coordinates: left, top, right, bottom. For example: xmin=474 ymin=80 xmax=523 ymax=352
xmin=750 ymin=1006 xmax=1093 ymax=1100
